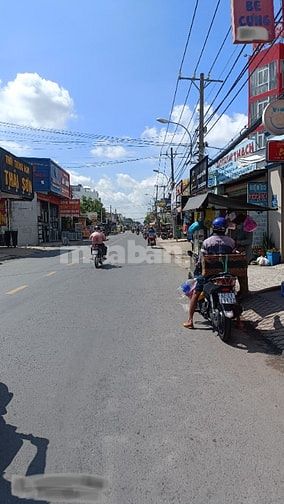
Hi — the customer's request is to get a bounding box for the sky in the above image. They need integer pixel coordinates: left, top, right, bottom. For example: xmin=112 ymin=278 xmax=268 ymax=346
xmin=0 ymin=0 xmax=281 ymax=220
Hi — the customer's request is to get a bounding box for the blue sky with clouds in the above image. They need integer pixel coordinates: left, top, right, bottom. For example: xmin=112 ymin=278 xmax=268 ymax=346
xmin=1 ymin=0 xmax=279 ymax=218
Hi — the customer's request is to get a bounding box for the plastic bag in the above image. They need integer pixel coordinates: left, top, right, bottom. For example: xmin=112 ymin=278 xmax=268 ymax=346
xmin=188 ymin=221 xmax=201 ymax=234
xmin=256 ymin=256 xmax=270 ymax=266
xmin=178 ymin=279 xmax=197 ymax=298
xmin=243 ymin=215 xmax=257 ymax=232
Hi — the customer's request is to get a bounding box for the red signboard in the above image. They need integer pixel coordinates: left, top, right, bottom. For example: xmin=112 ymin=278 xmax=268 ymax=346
xmin=266 ymin=140 xmax=284 ymax=161
xmin=59 ymin=199 xmax=81 ymax=216
xmin=231 ymin=0 xmax=275 ymax=44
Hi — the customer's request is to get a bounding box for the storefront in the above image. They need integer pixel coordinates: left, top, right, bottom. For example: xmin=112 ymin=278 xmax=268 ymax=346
xmin=59 ymin=199 xmax=82 ymax=240
xmin=208 ymin=138 xmax=271 ymax=249
xmin=0 ymin=147 xmax=33 ymax=245
xmin=21 ymin=157 xmax=71 ymax=243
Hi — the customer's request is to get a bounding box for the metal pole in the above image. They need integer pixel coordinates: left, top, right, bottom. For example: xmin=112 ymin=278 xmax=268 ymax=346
xmin=199 ymin=72 xmax=205 ymax=162
xmin=170 ymin=148 xmax=176 ymax=239
xmin=154 ymin=184 xmax=159 ymax=225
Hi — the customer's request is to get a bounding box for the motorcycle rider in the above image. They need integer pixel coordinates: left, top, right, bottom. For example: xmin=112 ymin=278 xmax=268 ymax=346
xmin=183 ymin=217 xmax=236 ymax=329
xmin=147 ymin=226 xmax=156 ymax=244
xmin=89 ymin=225 xmax=107 ymax=257
xmin=148 ymin=226 xmax=156 ymax=238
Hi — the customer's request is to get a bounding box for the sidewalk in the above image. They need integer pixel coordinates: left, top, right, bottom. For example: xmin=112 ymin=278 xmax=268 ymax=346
xmin=158 ymin=238 xmax=284 ymax=353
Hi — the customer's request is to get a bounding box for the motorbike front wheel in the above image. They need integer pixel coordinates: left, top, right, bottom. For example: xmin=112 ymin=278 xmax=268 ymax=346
xmin=94 ymin=256 xmax=100 ymax=268
xmin=218 ymin=308 xmax=231 ymax=342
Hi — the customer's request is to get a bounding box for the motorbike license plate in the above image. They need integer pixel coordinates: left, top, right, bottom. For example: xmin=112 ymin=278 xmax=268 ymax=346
xmin=219 ymin=292 xmax=236 ymax=304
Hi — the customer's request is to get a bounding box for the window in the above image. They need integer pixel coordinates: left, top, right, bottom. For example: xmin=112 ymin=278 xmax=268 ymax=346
xmin=250 ymin=61 xmax=277 ymax=97
xmin=250 ymin=95 xmax=276 ymax=124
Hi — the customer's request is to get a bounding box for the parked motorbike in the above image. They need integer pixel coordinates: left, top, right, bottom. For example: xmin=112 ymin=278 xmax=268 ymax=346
xmin=188 ymin=251 xmax=242 ymax=341
xmin=198 ymin=274 xmax=241 ymax=341
xmin=147 ymin=235 xmax=156 ymax=247
xmin=92 ymin=245 xmax=106 ymax=268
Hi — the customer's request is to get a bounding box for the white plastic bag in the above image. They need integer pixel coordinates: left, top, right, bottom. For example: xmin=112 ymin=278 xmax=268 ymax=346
xmin=256 ymin=256 xmax=270 ymax=266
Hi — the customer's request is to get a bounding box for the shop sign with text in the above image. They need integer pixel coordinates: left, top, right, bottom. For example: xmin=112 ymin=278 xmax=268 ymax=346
xmin=266 ymin=140 xmax=284 ymax=161
xmin=0 ymin=148 xmax=33 ymax=199
xmin=190 ymin=156 xmax=208 ymax=195
xmin=59 ymin=199 xmax=81 ymax=216
xmin=208 ymin=139 xmax=257 ymax=186
xmin=231 ymin=0 xmax=275 ymax=44
xmin=247 ymin=182 xmax=268 ymax=206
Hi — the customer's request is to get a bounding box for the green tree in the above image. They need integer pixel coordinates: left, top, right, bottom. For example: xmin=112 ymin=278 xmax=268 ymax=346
xmin=144 ymin=213 xmax=154 ymax=225
xmin=80 ymin=196 xmax=106 ymax=221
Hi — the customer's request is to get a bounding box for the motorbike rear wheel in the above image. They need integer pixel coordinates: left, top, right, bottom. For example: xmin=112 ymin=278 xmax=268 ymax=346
xmin=218 ymin=309 xmax=231 ymax=341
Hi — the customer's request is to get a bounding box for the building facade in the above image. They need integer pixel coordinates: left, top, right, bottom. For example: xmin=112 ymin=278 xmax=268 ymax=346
xmin=0 ymin=147 xmax=34 ymax=246
xmin=10 ymin=157 xmax=71 ymax=245
xmin=71 ymin=184 xmax=100 ymax=202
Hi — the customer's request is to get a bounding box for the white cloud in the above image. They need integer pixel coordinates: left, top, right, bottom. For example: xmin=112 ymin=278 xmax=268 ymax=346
xmin=0 ymin=73 xmax=74 ymax=128
xmin=67 ymin=172 xmax=158 ymax=219
xmin=206 ymin=111 xmax=248 ymax=147
xmin=116 ymin=173 xmax=138 ymax=189
xmin=91 ymin=145 xmax=127 ymax=159
xmin=0 ymin=140 xmax=31 ymax=156
xmin=68 ymin=170 xmax=94 ymax=186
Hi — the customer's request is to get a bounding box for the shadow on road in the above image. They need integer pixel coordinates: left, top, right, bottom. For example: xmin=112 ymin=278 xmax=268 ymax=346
xmin=227 ymin=323 xmax=282 ymax=356
xmin=0 ymin=383 xmax=49 ymax=503
xmin=102 ymin=263 xmax=123 ymax=270
xmin=0 ymin=247 xmax=73 ymax=263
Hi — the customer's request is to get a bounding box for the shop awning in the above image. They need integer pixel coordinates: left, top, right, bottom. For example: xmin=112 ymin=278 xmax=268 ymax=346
xmin=183 ymin=192 xmax=273 ymax=212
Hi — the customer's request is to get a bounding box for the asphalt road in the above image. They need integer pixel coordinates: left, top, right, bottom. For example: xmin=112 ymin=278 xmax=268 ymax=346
xmin=0 ymin=232 xmax=283 ymax=504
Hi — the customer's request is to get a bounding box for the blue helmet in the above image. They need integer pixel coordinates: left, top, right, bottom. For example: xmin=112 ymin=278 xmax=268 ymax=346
xmin=212 ymin=217 xmax=227 ymax=232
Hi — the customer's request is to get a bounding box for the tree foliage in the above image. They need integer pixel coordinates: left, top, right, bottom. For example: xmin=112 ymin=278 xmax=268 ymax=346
xmin=80 ymin=196 xmax=106 ymax=220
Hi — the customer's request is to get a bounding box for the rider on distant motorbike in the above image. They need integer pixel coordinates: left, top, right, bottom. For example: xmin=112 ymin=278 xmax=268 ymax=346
xmin=147 ymin=226 xmax=156 ymax=239
xmin=89 ymin=226 xmax=108 ymax=257
xmin=183 ymin=217 xmax=236 ymax=329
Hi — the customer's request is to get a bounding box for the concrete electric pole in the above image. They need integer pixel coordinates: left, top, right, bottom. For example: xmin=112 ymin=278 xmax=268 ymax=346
xmin=179 ymin=73 xmax=223 ymax=161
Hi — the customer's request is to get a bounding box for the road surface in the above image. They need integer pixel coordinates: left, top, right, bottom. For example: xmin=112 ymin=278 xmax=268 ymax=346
xmin=0 ymin=232 xmax=283 ymax=504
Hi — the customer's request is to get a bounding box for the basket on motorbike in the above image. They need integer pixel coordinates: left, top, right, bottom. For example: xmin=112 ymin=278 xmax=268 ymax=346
xmin=201 ymin=254 xmax=248 ymax=294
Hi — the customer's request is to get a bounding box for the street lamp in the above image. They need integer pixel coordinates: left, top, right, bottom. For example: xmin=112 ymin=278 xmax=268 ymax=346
xmin=153 ymin=169 xmax=170 ymax=182
xmin=156 ymin=117 xmax=193 ymax=157
xmin=156 ymin=118 xmax=194 ymax=240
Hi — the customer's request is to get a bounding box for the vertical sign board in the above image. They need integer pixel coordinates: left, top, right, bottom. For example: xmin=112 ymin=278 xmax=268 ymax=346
xmin=190 ymin=156 xmax=208 ymax=195
xmin=247 ymin=182 xmax=268 ymax=246
xmin=231 ymin=0 xmax=275 ymax=44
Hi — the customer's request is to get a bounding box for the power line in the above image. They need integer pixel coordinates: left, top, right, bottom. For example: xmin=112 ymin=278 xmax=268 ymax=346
xmin=205 ymin=8 xmax=282 ymax=138
xmin=158 ymin=0 xmax=200 ymax=167
xmin=160 ymin=0 xmax=222 ymax=165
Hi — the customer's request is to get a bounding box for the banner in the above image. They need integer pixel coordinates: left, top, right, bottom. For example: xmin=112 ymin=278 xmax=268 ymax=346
xmin=59 ymin=199 xmax=81 ymax=216
xmin=231 ymin=0 xmax=275 ymax=44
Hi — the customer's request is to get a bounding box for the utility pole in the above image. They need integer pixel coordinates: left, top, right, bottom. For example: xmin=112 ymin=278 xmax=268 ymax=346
xmin=170 ymin=147 xmax=176 ymax=239
xmin=154 ymin=184 xmax=159 ymax=223
xmin=179 ymin=73 xmax=223 ymax=161
xmin=170 ymin=147 xmax=175 ymax=189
